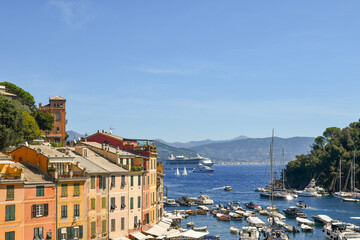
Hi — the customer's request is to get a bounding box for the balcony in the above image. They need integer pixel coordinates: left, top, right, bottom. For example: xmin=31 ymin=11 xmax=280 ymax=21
xmin=49 ymin=170 xmax=85 ymax=179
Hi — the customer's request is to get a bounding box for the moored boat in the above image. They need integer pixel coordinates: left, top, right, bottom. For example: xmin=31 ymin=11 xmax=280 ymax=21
xmin=192 ymin=225 xmax=208 ymax=231
xmin=230 ymin=226 xmax=240 ymax=234
xmin=216 ymin=213 xmax=230 ymax=221
xmin=295 ymin=201 xmax=309 ymax=208
xmin=247 ymin=216 xmax=266 ymax=227
xmin=296 ymin=217 xmax=315 ymax=226
xmin=300 ymin=224 xmax=313 ymax=231
xmin=312 ymin=214 xmax=334 ymax=225
xmin=229 ymin=212 xmax=243 ymax=220
xmin=239 ymin=226 xmax=260 ymax=240
xmin=282 ymin=206 xmax=307 ymax=218
xmin=164 ymin=199 xmax=180 ymax=207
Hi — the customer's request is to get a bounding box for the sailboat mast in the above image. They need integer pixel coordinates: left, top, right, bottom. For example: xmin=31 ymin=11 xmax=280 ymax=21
xmin=271 ymin=129 xmax=274 ymax=208
xmin=282 ymin=148 xmax=285 ymax=190
xmin=339 ymin=157 xmax=342 ymax=192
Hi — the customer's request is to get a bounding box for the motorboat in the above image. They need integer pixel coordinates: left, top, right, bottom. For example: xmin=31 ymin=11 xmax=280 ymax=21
xmin=297 ymin=178 xmax=322 ymax=197
xmin=186 ymin=221 xmax=195 ymax=227
xmin=295 ymin=201 xmax=309 ymax=208
xmin=164 ymin=199 xmax=180 ymax=207
xmin=236 ymin=209 xmax=256 ymax=217
xmin=282 ymin=206 xmax=307 ymax=218
xmin=324 ymin=222 xmax=360 ymax=239
xmin=197 ymin=205 xmax=209 ymax=211
xmin=185 ymin=210 xmax=196 ymax=216
xmin=270 ymin=211 xmax=286 ymax=221
xmin=263 ymin=227 xmax=289 ymax=240
xmin=192 ymin=226 xmax=208 ymax=231
xmin=254 ymin=187 xmax=268 ymax=192
xmin=192 ymin=195 xmax=214 ymax=205
xmin=342 ymin=197 xmax=360 ymax=202
xmin=192 ymin=163 xmax=215 ymax=173
xmin=228 ymin=200 xmax=241 ymax=210
xmin=267 ymin=206 xmax=280 ymax=213
xmin=259 ymin=209 xmax=269 ymax=215
xmin=247 ymin=216 xmax=266 ymax=227
xmin=224 ymin=186 xmax=234 ymax=191
xmin=312 ymin=214 xmax=335 ymax=225
xmin=260 ymin=190 xmax=294 ymax=200
xmin=300 ymin=224 xmax=313 ymax=231
xmin=216 ymin=213 xmax=230 ymax=221
xmin=254 ymin=205 xmax=262 ymax=211
xmin=296 ymin=217 xmax=315 ymax=226
xmin=239 ymin=226 xmax=260 ymax=240
xmin=230 ymin=226 xmax=240 ymax=234
xmin=245 ymin=202 xmax=257 ymax=209
xmin=196 ymin=209 xmax=207 ymax=215
xmin=220 ymin=208 xmax=231 ymax=214
xmin=229 ymin=212 xmax=243 ymax=220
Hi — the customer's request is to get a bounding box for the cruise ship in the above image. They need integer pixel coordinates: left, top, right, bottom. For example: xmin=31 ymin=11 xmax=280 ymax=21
xmin=163 ymin=154 xmax=214 ymax=170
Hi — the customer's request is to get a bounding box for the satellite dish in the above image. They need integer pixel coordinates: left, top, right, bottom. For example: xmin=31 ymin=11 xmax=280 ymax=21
xmin=25 ymin=142 xmax=28 ymax=147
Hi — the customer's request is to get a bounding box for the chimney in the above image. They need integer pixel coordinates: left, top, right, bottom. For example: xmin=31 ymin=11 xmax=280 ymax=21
xmin=39 ymin=102 xmax=42 ymax=107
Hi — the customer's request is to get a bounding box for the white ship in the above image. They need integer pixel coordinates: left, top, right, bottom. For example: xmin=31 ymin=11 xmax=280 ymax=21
xmin=163 ymin=153 xmax=214 ymax=170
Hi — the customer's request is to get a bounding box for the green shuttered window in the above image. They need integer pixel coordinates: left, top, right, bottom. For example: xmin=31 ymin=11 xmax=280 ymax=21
xmin=130 ymin=176 xmax=133 ymax=186
xmin=102 ymin=197 xmax=106 ymax=209
xmin=5 ymin=231 xmax=14 ymax=240
xmin=5 ymin=205 xmax=15 ymax=221
xmin=7 ymin=185 xmax=14 ymax=200
xmin=137 ymin=196 xmax=141 ymax=208
xmin=91 ymin=222 xmax=96 ymax=235
xmin=91 ymin=198 xmax=95 ymax=210
xmin=102 ymin=220 xmax=106 ymax=233
xmin=61 ymin=184 xmax=67 ymax=197
xmin=73 ymin=183 xmax=80 ymax=196
xmin=130 ymin=197 xmax=133 ymax=210
xmin=36 ymin=186 xmax=44 ymax=196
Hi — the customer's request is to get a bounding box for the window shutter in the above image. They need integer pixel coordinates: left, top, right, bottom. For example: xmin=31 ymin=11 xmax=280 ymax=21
xmin=58 ymin=229 xmax=61 ymax=240
xmin=44 ymin=204 xmax=48 ymax=216
xmin=79 ymin=226 xmax=83 ymax=238
xmin=33 ymin=205 xmax=36 ymax=218
xmin=103 ymin=176 xmax=106 ymax=189
xmin=67 ymin=227 xmax=72 ymax=240
xmin=99 ymin=176 xmax=102 ymax=189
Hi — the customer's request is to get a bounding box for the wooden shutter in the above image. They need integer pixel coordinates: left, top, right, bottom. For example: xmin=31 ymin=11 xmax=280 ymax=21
xmin=67 ymin=227 xmax=72 ymax=240
xmin=99 ymin=176 xmax=102 ymax=189
xmin=32 ymin=205 xmax=36 ymax=218
xmin=79 ymin=226 xmax=83 ymax=238
xmin=44 ymin=204 xmax=48 ymax=216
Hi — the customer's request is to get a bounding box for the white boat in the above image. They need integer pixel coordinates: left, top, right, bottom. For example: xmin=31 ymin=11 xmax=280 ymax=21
xmin=192 ymin=163 xmax=215 ymax=173
xmin=324 ymin=222 xmax=360 ymax=240
xmin=230 ymin=226 xmax=240 ymax=234
xmin=335 ymin=153 xmax=358 ymax=199
xmin=164 ymin=199 xmax=180 ymax=207
xmin=197 ymin=205 xmax=209 ymax=211
xmin=271 ymin=211 xmax=286 ymax=221
xmin=186 ymin=221 xmax=195 ymax=227
xmin=312 ymin=215 xmax=335 ymax=225
xmin=192 ymin=226 xmax=207 ymax=231
xmin=297 ymin=178 xmax=322 ymax=197
xmin=192 ymin=195 xmax=214 ymax=205
xmin=342 ymin=198 xmax=360 ymax=202
xmin=182 ymin=167 xmax=188 ymax=176
xmin=175 ymin=167 xmax=180 ymax=176
xmin=164 ymin=153 xmax=214 ymax=170
xmin=301 ymin=224 xmax=313 ymax=231
xmin=229 ymin=212 xmax=243 ymax=220
xmin=247 ymin=216 xmax=266 ymax=227
xmin=296 ymin=217 xmax=315 ymax=226
xmin=239 ymin=226 xmax=260 ymax=240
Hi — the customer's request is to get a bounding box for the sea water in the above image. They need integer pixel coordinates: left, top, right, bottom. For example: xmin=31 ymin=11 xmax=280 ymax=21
xmin=164 ymin=164 xmax=360 ymax=240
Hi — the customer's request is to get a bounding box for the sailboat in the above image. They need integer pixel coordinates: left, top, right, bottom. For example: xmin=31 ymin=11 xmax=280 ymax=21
xmin=175 ymin=167 xmax=180 ymax=176
xmin=334 ymin=155 xmax=357 ymax=199
xmin=182 ymin=167 xmax=188 ymax=176
xmin=264 ymin=130 xmax=289 ymax=240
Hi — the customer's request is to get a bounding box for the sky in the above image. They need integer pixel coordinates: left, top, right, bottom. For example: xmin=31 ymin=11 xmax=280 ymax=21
xmin=1 ymin=1 xmax=360 ymax=142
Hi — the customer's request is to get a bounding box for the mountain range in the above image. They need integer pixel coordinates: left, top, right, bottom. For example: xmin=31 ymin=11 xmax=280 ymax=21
xmin=68 ymin=130 xmax=314 ymax=164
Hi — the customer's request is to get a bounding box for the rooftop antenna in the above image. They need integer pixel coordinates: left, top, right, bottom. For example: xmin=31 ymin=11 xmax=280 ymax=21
xmin=25 ymin=141 xmax=28 ymax=147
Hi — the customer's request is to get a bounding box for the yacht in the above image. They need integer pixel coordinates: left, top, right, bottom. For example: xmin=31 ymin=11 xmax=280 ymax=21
xmin=164 ymin=199 xmax=180 ymax=207
xmin=324 ymin=222 xmax=360 ymax=240
xmin=282 ymin=206 xmax=307 ymax=218
xmin=297 ymin=178 xmax=321 ymax=197
xmin=192 ymin=163 xmax=215 ymax=173
xmin=192 ymin=195 xmax=214 ymax=205
xmin=239 ymin=226 xmax=260 ymax=240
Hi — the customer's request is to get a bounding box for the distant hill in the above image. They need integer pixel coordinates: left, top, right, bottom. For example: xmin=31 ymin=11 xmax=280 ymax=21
xmin=67 ymin=130 xmax=85 ymax=141
xmin=155 ymin=140 xmax=198 ymax=161
xmin=157 ymin=135 xmax=248 ymax=148
xmin=189 ymin=137 xmax=314 ymax=163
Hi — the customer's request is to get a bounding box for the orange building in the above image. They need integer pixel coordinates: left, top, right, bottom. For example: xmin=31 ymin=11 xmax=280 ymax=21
xmin=22 ymin=162 xmax=56 ymax=240
xmin=38 ymin=96 xmax=67 ymax=142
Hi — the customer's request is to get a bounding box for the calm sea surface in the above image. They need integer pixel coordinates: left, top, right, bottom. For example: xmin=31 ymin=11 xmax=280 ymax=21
xmin=163 ymin=164 xmax=360 ymax=240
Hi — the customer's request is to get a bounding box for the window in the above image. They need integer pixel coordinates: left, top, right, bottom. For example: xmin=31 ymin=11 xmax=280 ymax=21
xmin=61 ymin=184 xmax=67 ymax=197
xmin=73 ymin=227 xmax=79 ymax=239
xmin=143 ymin=176 xmax=145 ymax=186
xmin=145 ymin=194 xmax=148 ymax=207
xmin=56 ymin=127 xmax=60 ymax=133
xmin=121 ymin=217 xmax=125 ymax=230
xmin=121 ymin=175 xmax=126 ymax=188
xmin=33 ymin=204 xmax=48 ymax=217
xmin=120 ymin=158 xmax=123 ymax=165
xmin=145 ymin=213 xmax=150 ymax=224
xmin=134 ymin=216 xmax=138 ymax=228
xmin=121 ymin=196 xmax=126 ymax=209
xmin=126 ymin=158 xmax=129 ymax=165
xmin=137 ymin=196 xmax=141 ymax=208
xmin=56 ymin=113 xmax=60 ymax=121
xmin=138 ymin=176 xmax=141 ymax=186
xmin=102 ymin=220 xmax=106 ymax=233
xmin=111 ymin=219 xmax=116 ymax=232
xmin=131 ymin=158 xmax=134 ymax=165
xmin=7 ymin=185 xmax=14 ymax=200
xmin=73 ymin=183 xmax=80 ymax=196
xmin=102 ymin=197 xmax=106 ymax=209
xmin=59 ymin=228 xmax=66 ymax=240
xmin=99 ymin=176 xmax=106 ymax=189
xmin=91 ymin=176 xmax=95 ymax=189
xmin=34 ymin=227 xmax=43 ymax=240
xmin=74 ymin=204 xmax=80 ymax=217
xmin=130 ymin=176 xmax=133 ymax=186
xmin=83 ymin=149 xmax=87 ymax=157
xmin=147 ymin=176 xmax=149 ymax=186
xmin=5 ymin=231 xmax=15 ymax=240
xmin=61 ymin=205 xmax=67 ymax=218
xmin=111 ymin=197 xmax=116 ymax=211
xmin=36 ymin=186 xmax=44 ymax=197
xmin=111 ymin=175 xmax=115 ymax=188
xmin=91 ymin=222 xmax=96 ymax=235
xmin=130 ymin=197 xmax=133 ymax=210
xmin=5 ymin=205 xmax=15 ymax=221
xmin=91 ymin=198 xmax=95 ymax=210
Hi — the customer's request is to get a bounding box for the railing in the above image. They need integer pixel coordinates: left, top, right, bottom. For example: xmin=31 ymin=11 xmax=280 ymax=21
xmin=0 ymin=173 xmax=22 ymax=180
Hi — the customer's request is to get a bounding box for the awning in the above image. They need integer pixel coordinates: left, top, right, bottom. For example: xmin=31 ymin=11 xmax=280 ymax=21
xmin=166 ymin=229 xmax=181 ymax=238
xmin=110 ymin=236 xmax=130 ymax=240
xmin=130 ymin=231 xmax=152 ymax=240
xmin=143 ymin=225 xmax=168 ymax=237
xmin=182 ymin=230 xmax=209 ymax=239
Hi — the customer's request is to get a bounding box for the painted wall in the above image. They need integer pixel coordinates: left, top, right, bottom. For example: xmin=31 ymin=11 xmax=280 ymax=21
xmin=11 ymin=147 xmax=49 ymax=173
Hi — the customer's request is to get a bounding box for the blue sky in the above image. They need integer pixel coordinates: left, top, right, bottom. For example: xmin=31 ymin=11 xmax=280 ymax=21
xmin=1 ymin=1 xmax=360 ymax=142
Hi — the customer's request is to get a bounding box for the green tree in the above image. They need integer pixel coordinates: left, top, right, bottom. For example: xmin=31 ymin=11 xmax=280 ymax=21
xmin=0 ymin=82 xmax=36 ymax=111
xmin=32 ymin=111 xmax=54 ymax=130
xmin=23 ymin=112 xmax=40 ymax=141
xmin=0 ymin=96 xmax=25 ymax=151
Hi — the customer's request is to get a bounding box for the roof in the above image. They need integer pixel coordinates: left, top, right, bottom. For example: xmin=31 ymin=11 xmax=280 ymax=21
xmin=50 ymin=95 xmax=66 ymax=100
xmin=80 ymin=147 xmax=128 ymax=173
xmin=181 ymin=230 xmax=209 ymax=239
xmin=21 ymin=162 xmax=53 ymax=184
xmin=27 ymin=145 xmax=74 ymax=161
xmin=68 ymin=150 xmax=109 ymax=174
xmin=82 ymin=141 xmax=136 ymax=157
xmin=129 ymin=231 xmax=152 ymax=240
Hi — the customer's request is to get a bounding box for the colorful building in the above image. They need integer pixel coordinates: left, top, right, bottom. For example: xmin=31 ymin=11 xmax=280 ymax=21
xmin=38 ymin=96 xmax=67 ymax=142
xmin=11 ymin=145 xmax=87 ymax=240
xmin=0 ymin=159 xmax=24 ymax=240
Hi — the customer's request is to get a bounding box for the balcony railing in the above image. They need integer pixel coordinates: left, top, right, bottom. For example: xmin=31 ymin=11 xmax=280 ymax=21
xmin=0 ymin=173 xmax=23 ymax=180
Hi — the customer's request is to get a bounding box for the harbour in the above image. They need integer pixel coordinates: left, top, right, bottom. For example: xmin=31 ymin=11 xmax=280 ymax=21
xmin=164 ymin=164 xmax=360 ymax=240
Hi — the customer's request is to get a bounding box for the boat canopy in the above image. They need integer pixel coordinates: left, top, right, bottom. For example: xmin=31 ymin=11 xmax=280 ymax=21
xmin=181 ymin=230 xmax=210 ymax=239
xmin=130 ymin=231 xmax=152 ymax=240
